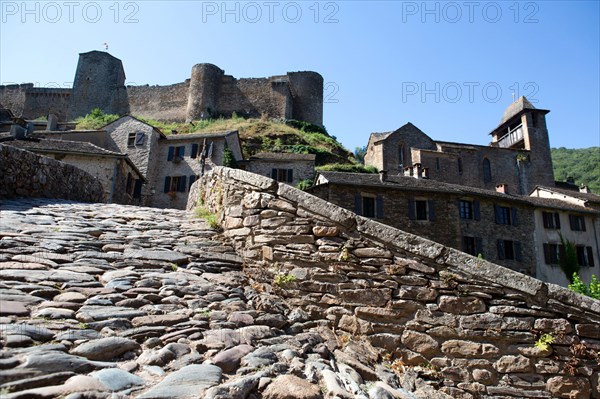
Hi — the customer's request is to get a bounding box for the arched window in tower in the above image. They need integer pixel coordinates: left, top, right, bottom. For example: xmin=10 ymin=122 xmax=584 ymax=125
xmin=398 ymin=145 xmax=404 ymax=169
xmin=483 ymin=158 xmax=492 ymax=183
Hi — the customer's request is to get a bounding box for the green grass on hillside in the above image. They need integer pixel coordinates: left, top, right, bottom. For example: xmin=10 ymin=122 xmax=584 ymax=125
xmin=552 ymin=147 xmax=600 ymax=193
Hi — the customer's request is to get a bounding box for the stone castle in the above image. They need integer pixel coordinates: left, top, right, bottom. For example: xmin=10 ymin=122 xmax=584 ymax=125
xmin=0 ymin=51 xmax=324 ymax=126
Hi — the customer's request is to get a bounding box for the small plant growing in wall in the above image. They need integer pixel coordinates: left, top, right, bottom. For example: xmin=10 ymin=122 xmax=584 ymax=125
xmin=273 ymin=273 xmax=297 ymax=287
xmin=338 ymin=246 xmax=350 ymax=262
xmin=194 ymin=205 xmax=220 ymax=230
xmin=534 ymin=333 xmax=555 ymax=351
xmin=167 ymin=191 xmax=177 ymax=200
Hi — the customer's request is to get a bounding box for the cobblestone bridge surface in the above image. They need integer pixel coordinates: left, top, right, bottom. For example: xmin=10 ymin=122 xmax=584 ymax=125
xmin=0 ymin=198 xmax=448 ymax=399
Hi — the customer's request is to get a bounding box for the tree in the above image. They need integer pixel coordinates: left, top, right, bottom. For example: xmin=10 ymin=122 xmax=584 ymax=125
xmin=354 ymin=146 xmax=367 ymax=164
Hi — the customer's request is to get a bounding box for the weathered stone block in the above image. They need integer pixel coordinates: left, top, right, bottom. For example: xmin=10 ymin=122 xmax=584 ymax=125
xmin=494 ymin=355 xmax=532 ymax=373
xmin=534 ymin=318 xmax=573 ymax=334
xmin=397 ymin=286 xmax=438 ymax=301
xmin=401 ymin=330 xmax=439 ymax=357
xmin=460 ymin=313 xmax=503 ymax=330
xmin=576 ymin=324 xmax=600 ymax=339
xmin=340 ymin=288 xmax=390 ymax=307
xmin=546 ymin=376 xmax=591 ymax=399
xmin=438 ymin=296 xmax=486 ymax=315
xmin=312 ymin=226 xmax=338 ymax=237
xmin=223 ymin=216 xmax=243 ymax=229
xmin=353 ymin=247 xmax=393 ymax=259
xmin=441 ymin=340 xmax=499 ymax=358
xmin=471 ymin=368 xmax=497 ymax=385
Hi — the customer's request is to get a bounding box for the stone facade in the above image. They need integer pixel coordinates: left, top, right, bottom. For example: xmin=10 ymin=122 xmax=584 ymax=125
xmin=365 ymin=97 xmax=555 ymax=195
xmin=190 ymin=166 xmax=600 ymax=399
xmin=103 ymin=116 xmax=244 ymax=209
xmin=0 ymin=52 xmax=324 ymax=127
xmin=0 ymin=144 xmax=103 ymax=202
xmin=309 ymin=171 xmax=600 ymax=285
xmin=244 ymin=152 xmax=316 ymax=187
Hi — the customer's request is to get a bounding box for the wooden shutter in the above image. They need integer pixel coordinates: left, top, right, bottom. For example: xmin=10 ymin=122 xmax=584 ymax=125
xmin=408 ymin=197 xmax=416 ymax=220
xmin=178 ymin=146 xmax=185 ymax=158
xmin=178 ymin=176 xmax=187 ymax=192
xmin=543 ymin=244 xmax=551 ymax=264
xmin=428 ymin=200 xmax=436 ymax=221
xmin=587 ymin=247 xmax=595 ymax=267
xmin=581 ymin=218 xmax=586 ymax=231
xmin=494 ymin=205 xmax=501 ymax=224
xmin=135 ymin=132 xmax=145 ymax=145
xmin=474 ymin=200 xmax=481 ymax=221
xmin=191 ymin=144 xmax=199 ymax=159
xmin=163 ymin=176 xmax=171 ymax=193
xmin=287 ymin=169 xmax=293 ymax=183
xmin=376 ymin=195 xmax=384 ymax=219
xmin=514 ymin=241 xmax=523 ymax=261
xmin=554 ymin=213 xmax=561 ymax=229
xmin=167 ymin=146 xmax=174 ymax=161
xmin=189 ymin=175 xmax=196 ymax=191
xmin=354 ymin=193 xmax=362 ymax=215
xmin=497 ymin=239 xmax=505 ymax=260
xmin=271 ymin=169 xmax=277 ymax=179
xmin=511 ymin=208 xmax=519 ymax=226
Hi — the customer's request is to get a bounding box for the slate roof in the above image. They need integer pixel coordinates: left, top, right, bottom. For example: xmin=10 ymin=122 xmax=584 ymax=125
xmin=314 ymin=171 xmax=597 ymax=213
xmin=250 ymin=152 xmax=315 ymax=161
xmin=491 ymin=96 xmax=549 ymax=134
xmin=4 ymin=138 xmax=124 ymax=157
xmin=532 ymin=185 xmax=600 ymax=204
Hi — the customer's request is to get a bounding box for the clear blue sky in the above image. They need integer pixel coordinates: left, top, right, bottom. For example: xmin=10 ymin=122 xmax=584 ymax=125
xmin=1 ymin=1 xmax=599 ymax=151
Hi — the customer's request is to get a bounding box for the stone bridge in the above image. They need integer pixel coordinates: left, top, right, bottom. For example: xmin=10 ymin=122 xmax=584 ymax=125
xmin=189 ymin=166 xmax=600 ymax=399
xmin=1 ymin=197 xmax=455 ymax=399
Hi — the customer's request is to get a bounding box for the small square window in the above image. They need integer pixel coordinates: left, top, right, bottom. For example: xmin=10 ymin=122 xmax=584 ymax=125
xmin=460 ymin=200 xmax=473 ymax=220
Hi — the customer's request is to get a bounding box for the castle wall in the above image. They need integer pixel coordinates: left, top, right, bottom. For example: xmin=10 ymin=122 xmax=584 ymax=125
xmin=128 ymin=82 xmax=189 ymax=122
xmin=21 ymin=88 xmax=72 ymax=121
xmin=217 ymin=76 xmax=293 ymax=120
xmin=189 ymin=166 xmax=600 ymax=399
xmin=0 ymin=144 xmax=104 ymax=202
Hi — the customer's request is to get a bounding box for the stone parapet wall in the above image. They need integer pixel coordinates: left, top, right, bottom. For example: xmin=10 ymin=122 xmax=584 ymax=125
xmin=0 ymin=144 xmax=104 ymax=202
xmin=189 ymin=166 xmax=600 ymax=399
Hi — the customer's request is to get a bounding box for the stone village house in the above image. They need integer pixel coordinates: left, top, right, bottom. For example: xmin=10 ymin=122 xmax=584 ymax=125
xmin=310 ymin=97 xmax=600 ymax=287
xmin=241 ymin=152 xmax=316 ymax=187
xmin=309 ymin=171 xmax=600 ymax=287
xmin=1 ymin=137 xmax=145 ymax=205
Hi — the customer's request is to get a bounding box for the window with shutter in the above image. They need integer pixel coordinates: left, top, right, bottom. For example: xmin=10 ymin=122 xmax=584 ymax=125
xmin=376 ymin=195 xmax=384 ymax=219
xmin=163 ymin=176 xmax=171 ymax=193
xmin=178 ymin=176 xmax=187 ymax=192
xmin=135 ymin=132 xmax=145 ymax=146
xmin=408 ymin=197 xmax=416 ymax=220
xmin=428 ymin=199 xmax=435 ymax=221
xmin=354 ymin=193 xmax=362 ymax=215
xmin=167 ymin=146 xmax=175 ymax=161
xmin=191 ymin=144 xmax=199 ymax=159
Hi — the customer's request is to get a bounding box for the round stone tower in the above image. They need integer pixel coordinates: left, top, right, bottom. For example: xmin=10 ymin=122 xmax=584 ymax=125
xmin=68 ymin=51 xmax=130 ymax=120
xmin=185 ymin=63 xmax=224 ymax=122
xmin=287 ymin=71 xmax=324 ymax=127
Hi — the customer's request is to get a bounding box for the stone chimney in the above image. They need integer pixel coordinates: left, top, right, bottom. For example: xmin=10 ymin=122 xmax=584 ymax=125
xmin=379 ymin=170 xmax=388 ymax=182
xmin=404 ymin=166 xmax=413 ymax=177
xmin=580 ymin=185 xmax=590 ymax=194
xmin=46 ymin=114 xmax=58 ymax=131
xmin=496 ymin=183 xmax=508 ymax=194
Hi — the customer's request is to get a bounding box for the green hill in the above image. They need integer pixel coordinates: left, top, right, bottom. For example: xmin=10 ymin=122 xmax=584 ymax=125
xmin=552 ymin=147 xmax=600 ymax=193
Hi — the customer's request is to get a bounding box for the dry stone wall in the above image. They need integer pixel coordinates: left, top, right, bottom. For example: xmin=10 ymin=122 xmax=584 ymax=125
xmin=0 ymin=144 xmax=104 ymax=202
xmin=189 ymin=166 xmax=600 ymax=399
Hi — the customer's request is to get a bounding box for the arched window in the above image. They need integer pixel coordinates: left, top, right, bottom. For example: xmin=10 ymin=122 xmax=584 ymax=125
xmin=483 ymin=158 xmax=492 ymax=183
